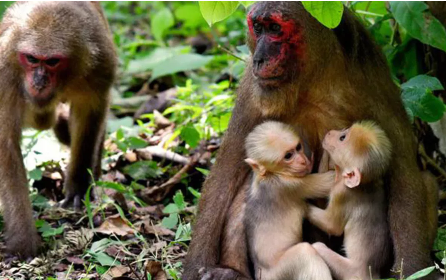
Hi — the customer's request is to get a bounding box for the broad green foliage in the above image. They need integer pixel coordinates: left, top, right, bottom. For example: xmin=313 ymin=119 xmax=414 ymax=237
xmin=401 ymin=75 xmax=445 ymax=122
xmin=405 ymin=266 xmax=436 ymax=280
xmin=199 ymin=1 xmax=240 ymax=26
xmin=302 ymin=1 xmax=344 ymax=29
xmin=150 ymin=53 xmax=214 ymax=81
xmin=390 ymin=2 xmax=446 ymax=52
xmin=151 ymin=8 xmax=175 ymax=43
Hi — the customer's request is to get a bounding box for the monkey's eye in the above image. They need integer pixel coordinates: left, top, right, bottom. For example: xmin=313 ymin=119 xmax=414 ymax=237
xmin=26 ymin=55 xmax=39 ymax=64
xmin=339 ymin=135 xmax=346 ymax=142
xmin=270 ymin=23 xmax=281 ymax=33
xmin=284 ymin=151 xmax=294 ymax=160
xmin=253 ymin=22 xmax=262 ymax=34
xmin=296 ymin=143 xmax=302 ymax=152
xmin=45 ymin=58 xmax=60 ymax=67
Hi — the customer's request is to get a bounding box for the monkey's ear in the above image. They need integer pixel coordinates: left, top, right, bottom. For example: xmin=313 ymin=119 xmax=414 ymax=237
xmin=245 ymin=158 xmax=267 ymax=176
xmin=342 ymin=167 xmax=361 ymax=188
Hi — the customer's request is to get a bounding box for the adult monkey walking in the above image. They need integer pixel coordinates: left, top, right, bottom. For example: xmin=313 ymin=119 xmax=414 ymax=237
xmin=0 ymin=2 xmax=116 ymax=258
xmin=183 ymin=2 xmax=438 ymax=280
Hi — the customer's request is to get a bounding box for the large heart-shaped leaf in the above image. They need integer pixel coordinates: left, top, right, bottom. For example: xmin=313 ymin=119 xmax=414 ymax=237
xmin=199 ymin=1 xmax=239 ymax=27
xmin=401 ymin=75 xmax=446 ymax=122
xmin=390 ymin=2 xmax=446 ymax=52
xmin=302 ymin=1 xmax=344 ymax=29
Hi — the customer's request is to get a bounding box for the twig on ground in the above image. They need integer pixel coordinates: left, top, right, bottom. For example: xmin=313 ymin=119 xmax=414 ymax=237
xmin=136 ymin=146 xmax=190 ymax=165
xmin=419 ymin=145 xmax=446 ymax=179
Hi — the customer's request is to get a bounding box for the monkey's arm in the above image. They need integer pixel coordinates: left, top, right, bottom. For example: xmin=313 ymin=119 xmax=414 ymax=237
xmin=307 ymin=203 xmax=345 ymax=236
xmin=298 ymin=171 xmax=335 ymax=199
xmin=61 ymin=95 xmax=108 ymax=209
xmin=0 ymin=100 xmax=40 ymax=258
xmin=183 ymin=85 xmax=262 ymax=280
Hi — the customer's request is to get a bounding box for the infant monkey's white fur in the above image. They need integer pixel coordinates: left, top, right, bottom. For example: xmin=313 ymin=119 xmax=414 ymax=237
xmin=308 ymin=120 xmax=392 ymax=280
xmin=244 ymin=121 xmax=334 ymax=280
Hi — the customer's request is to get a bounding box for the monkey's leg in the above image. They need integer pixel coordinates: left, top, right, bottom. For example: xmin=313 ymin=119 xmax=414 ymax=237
xmin=388 ymin=165 xmax=435 ymax=278
xmin=0 ymin=107 xmax=40 ymax=258
xmin=61 ymin=99 xmax=107 ymax=209
xmin=199 ymin=181 xmax=252 ymax=280
xmin=312 ymin=242 xmax=368 ymax=280
xmin=262 ymin=242 xmax=332 ymax=280
xmin=422 ymin=171 xmax=439 ymax=248
xmin=307 ymin=206 xmax=344 ymax=236
xmin=53 ymin=103 xmax=71 ymax=146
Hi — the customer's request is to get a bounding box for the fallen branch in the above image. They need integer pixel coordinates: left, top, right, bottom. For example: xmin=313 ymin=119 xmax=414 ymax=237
xmin=136 ymin=146 xmax=189 ymax=165
xmin=144 ymin=152 xmax=201 ymax=202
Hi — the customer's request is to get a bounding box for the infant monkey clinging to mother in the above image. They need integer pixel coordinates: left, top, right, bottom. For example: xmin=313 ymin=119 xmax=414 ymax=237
xmin=244 ymin=120 xmax=391 ymax=280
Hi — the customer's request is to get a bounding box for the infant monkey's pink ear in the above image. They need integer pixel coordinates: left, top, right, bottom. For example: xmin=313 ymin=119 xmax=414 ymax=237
xmin=245 ymin=158 xmax=267 ymax=176
xmin=342 ymin=167 xmax=361 ymax=188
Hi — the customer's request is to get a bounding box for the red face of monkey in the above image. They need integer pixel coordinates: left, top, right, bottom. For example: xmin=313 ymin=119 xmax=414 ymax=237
xmin=247 ymin=3 xmax=305 ymax=87
xmin=18 ymin=52 xmax=69 ymax=107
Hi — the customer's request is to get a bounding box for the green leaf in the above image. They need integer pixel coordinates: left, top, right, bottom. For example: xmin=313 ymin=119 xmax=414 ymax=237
xmin=402 ymin=75 xmax=444 ymax=91
xmin=405 ymin=266 xmax=436 ymax=280
xmin=96 ymin=181 xmax=127 ymax=193
xmin=240 ymin=1 xmax=256 ymax=8
xmin=434 ymin=228 xmax=446 ymax=251
xmin=127 ymin=46 xmax=187 ymax=74
xmin=116 ymin=128 xmax=125 ymax=141
xmin=123 ymin=161 xmax=161 ymax=180
xmin=162 ymin=214 xmax=179 ymax=229
xmin=199 ymin=1 xmax=239 ymax=26
xmin=188 ymin=187 xmax=201 ymax=199
xmin=180 ymin=124 xmax=200 ymax=148
xmin=390 ymin=2 xmax=446 ymax=52
xmin=151 ymin=8 xmax=175 ymax=42
xmin=301 ymin=1 xmax=344 ymax=29
xmin=402 ymin=75 xmax=446 ymax=122
xmin=164 ymin=203 xmax=180 ymax=214
xmin=196 ymin=167 xmax=210 ymax=176
xmin=107 ymin=117 xmax=134 ymax=133
xmin=91 ymin=252 xmax=120 ymax=266
xmin=95 ymin=265 xmax=108 ymax=275
xmin=127 ymin=136 xmax=148 ymax=149
xmin=173 ymin=191 xmax=186 ymax=210
xmin=175 ymin=4 xmax=206 ymax=29
xmin=209 ymin=112 xmax=231 ymax=133
xmin=151 ymin=54 xmax=213 ymax=81
xmin=37 ymin=221 xmax=64 ymax=238
xmin=28 ymin=168 xmax=43 ymax=181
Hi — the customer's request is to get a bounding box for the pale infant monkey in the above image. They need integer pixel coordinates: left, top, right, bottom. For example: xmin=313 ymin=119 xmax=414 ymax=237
xmin=244 ymin=121 xmax=335 ymax=280
xmin=308 ymin=121 xmax=392 ymax=280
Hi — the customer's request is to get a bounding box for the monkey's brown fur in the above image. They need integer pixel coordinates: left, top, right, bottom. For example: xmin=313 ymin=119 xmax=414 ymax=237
xmin=184 ymin=2 xmax=438 ymax=280
xmin=308 ymin=121 xmax=392 ymax=280
xmin=0 ymin=2 xmax=116 ymax=258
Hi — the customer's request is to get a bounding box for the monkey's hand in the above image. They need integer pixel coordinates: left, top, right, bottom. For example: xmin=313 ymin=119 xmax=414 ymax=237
xmin=198 ymin=267 xmax=251 ymax=280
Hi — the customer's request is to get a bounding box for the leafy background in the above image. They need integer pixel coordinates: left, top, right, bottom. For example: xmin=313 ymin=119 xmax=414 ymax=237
xmin=0 ymin=1 xmax=446 ymax=280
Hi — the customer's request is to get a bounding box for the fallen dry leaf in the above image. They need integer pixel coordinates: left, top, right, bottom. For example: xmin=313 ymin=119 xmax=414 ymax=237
xmin=146 ymin=261 xmax=167 ymax=280
xmin=66 ymin=256 xmax=85 ymax=265
xmin=106 ymin=265 xmax=130 ymax=277
xmin=95 ymin=216 xmax=135 ymax=236
xmin=137 ymin=220 xmax=175 ymax=236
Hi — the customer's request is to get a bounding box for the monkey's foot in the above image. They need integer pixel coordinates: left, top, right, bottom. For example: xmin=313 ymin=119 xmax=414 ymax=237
xmin=59 ymin=188 xmax=96 ymax=210
xmin=5 ymin=232 xmax=41 ymax=261
xmin=59 ymin=194 xmax=83 ymax=210
xmin=3 ymin=253 xmax=34 ymax=264
xmin=199 ymin=267 xmax=250 ymax=280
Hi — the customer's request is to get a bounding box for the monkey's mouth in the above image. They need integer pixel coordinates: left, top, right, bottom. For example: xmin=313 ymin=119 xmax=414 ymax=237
xmin=255 ymin=75 xmax=284 ymax=87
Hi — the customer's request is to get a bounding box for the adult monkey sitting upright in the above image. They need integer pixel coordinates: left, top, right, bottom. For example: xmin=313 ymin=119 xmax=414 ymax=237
xmin=0 ymin=2 xmax=116 ymax=259
xmin=183 ymin=2 xmax=438 ymax=280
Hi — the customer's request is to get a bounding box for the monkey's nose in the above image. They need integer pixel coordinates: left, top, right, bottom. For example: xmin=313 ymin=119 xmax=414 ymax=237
xmin=253 ymin=57 xmax=264 ymax=70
